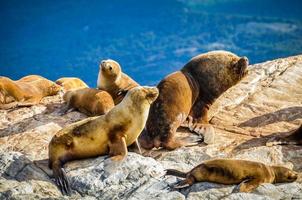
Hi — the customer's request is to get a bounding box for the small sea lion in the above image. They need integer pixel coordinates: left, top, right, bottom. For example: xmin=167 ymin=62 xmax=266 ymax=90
xmin=140 ymin=51 xmax=249 ymax=150
xmin=48 ymin=86 xmax=159 ymax=195
xmin=62 ymin=88 xmax=114 ymax=116
xmin=0 ymin=75 xmax=61 ymax=109
xmin=166 ymin=159 xmax=298 ymax=193
xmin=56 ymin=77 xmax=88 ymax=91
xmin=266 ymin=125 xmax=302 ymax=146
xmin=97 ymin=59 xmax=139 ymax=104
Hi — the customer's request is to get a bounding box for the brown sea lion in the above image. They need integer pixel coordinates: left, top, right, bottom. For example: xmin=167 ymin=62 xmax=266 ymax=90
xmin=97 ymin=59 xmax=139 ymax=104
xmin=266 ymin=125 xmax=302 ymax=146
xmin=166 ymin=159 xmax=298 ymax=193
xmin=0 ymin=75 xmax=61 ymax=109
xmin=56 ymin=77 xmax=88 ymax=91
xmin=48 ymin=86 xmax=159 ymax=195
xmin=62 ymin=88 xmax=114 ymax=116
xmin=140 ymin=51 xmax=249 ymax=150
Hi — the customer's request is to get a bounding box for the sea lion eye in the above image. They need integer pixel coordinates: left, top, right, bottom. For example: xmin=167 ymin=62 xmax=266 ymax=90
xmin=109 ymin=66 xmax=113 ymax=71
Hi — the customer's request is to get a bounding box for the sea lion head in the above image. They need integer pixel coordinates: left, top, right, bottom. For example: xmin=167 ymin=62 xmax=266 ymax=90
xmin=272 ymin=166 xmax=298 ymax=183
xmin=183 ymin=51 xmax=249 ymax=101
xmin=125 ymin=86 xmax=159 ymax=106
xmin=99 ymin=59 xmax=122 ymax=81
xmin=44 ymin=82 xmax=62 ymax=96
xmin=228 ymin=56 xmax=249 ymax=84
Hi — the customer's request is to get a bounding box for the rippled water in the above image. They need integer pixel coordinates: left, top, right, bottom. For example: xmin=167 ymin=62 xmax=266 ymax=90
xmin=1 ymin=0 xmax=302 ymax=86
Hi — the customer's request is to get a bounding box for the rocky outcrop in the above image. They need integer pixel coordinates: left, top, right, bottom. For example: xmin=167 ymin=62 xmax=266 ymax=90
xmin=0 ymin=55 xmax=302 ymax=199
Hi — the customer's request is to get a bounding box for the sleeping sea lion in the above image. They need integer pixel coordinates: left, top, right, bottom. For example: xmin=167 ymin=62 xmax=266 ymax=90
xmin=166 ymin=159 xmax=298 ymax=192
xmin=56 ymin=77 xmax=88 ymax=91
xmin=0 ymin=75 xmax=61 ymax=109
xmin=62 ymin=88 xmax=114 ymax=116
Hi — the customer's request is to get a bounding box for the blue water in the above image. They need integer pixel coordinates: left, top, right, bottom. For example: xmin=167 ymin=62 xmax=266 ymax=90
xmin=1 ymin=0 xmax=302 ymax=87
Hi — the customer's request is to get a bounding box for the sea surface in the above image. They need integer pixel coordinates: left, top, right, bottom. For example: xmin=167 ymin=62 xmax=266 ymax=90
xmin=1 ymin=0 xmax=302 ymax=86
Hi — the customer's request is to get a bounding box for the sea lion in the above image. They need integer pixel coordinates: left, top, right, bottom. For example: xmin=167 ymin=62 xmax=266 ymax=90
xmin=140 ymin=51 xmax=249 ymax=150
xmin=266 ymin=125 xmax=302 ymax=146
xmin=56 ymin=77 xmax=88 ymax=91
xmin=97 ymin=59 xmax=139 ymax=104
xmin=0 ymin=75 xmax=61 ymax=109
xmin=166 ymin=159 xmax=298 ymax=193
xmin=48 ymin=86 xmax=159 ymax=195
xmin=62 ymin=88 xmax=115 ymax=116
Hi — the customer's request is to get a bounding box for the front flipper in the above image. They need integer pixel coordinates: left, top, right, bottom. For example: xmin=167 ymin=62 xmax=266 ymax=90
xmin=128 ymin=139 xmax=143 ymax=154
xmin=109 ymin=136 xmax=128 ymax=161
xmin=52 ymin=161 xmax=72 ymax=196
xmin=184 ymin=116 xmax=215 ymax=144
xmin=235 ymin=179 xmax=262 ymax=193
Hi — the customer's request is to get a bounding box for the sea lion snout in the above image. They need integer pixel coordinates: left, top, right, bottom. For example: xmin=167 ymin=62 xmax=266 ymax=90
xmin=100 ymin=60 xmax=112 ymax=71
xmin=233 ymin=56 xmax=249 ymax=78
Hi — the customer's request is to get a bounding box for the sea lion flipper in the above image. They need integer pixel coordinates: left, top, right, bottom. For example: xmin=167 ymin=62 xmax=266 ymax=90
xmin=237 ymin=178 xmax=262 ymax=193
xmin=52 ymin=161 xmax=72 ymax=196
xmin=109 ymin=136 xmax=128 ymax=161
xmin=188 ymin=123 xmax=215 ymax=144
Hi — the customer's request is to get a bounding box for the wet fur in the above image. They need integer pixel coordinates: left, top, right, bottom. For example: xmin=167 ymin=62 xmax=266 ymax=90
xmin=166 ymin=159 xmax=298 ymax=192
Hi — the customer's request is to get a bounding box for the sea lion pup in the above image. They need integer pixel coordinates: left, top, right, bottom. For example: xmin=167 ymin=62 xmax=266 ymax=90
xmin=166 ymin=159 xmax=298 ymax=193
xmin=48 ymin=86 xmax=159 ymax=195
xmin=56 ymin=77 xmax=88 ymax=91
xmin=97 ymin=59 xmax=139 ymax=104
xmin=140 ymin=51 xmax=249 ymax=150
xmin=0 ymin=75 xmax=61 ymax=109
xmin=266 ymin=125 xmax=302 ymax=146
xmin=62 ymin=88 xmax=114 ymax=116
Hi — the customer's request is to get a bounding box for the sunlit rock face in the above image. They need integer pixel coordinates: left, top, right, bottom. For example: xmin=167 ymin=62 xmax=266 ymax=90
xmin=0 ymin=55 xmax=302 ymax=199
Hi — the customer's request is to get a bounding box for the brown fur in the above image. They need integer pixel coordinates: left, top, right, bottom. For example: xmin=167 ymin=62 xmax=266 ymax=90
xmin=63 ymin=88 xmax=114 ymax=116
xmin=56 ymin=77 xmax=88 ymax=91
xmin=0 ymin=75 xmax=61 ymax=109
xmin=266 ymin=125 xmax=302 ymax=146
xmin=140 ymin=51 xmax=249 ymax=150
xmin=97 ymin=59 xmax=139 ymax=104
xmin=48 ymin=86 xmax=159 ymax=195
xmin=166 ymin=159 xmax=298 ymax=193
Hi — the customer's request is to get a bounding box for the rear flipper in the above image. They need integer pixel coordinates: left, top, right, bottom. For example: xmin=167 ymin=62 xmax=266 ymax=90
xmin=52 ymin=161 xmax=72 ymax=196
xmin=172 ymin=179 xmax=191 ymax=189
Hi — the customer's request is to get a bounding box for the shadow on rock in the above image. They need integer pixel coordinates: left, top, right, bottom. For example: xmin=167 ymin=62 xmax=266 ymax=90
xmin=239 ymin=106 xmax=302 ymax=128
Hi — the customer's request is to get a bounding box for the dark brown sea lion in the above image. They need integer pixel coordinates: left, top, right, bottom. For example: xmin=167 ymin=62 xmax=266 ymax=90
xmin=56 ymin=77 xmax=88 ymax=91
xmin=0 ymin=75 xmax=61 ymax=109
xmin=140 ymin=51 xmax=249 ymax=150
xmin=166 ymin=159 xmax=298 ymax=193
xmin=62 ymin=88 xmax=115 ymax=116
xmin=97 ymin=59 xmax=139 ymax=104
xmin=266 ymin=125 xmax=302 ymax=146
xmin=48 ymin=86 xmax=159 ymax=195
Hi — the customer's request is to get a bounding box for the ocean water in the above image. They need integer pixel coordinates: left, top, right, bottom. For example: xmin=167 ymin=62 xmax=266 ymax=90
xmin=1 ymin=0 xmax=302 ymax=87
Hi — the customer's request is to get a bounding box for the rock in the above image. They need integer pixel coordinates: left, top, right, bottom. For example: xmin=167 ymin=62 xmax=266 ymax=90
xmin=0 ymin=55 xmax=301 ymax=199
